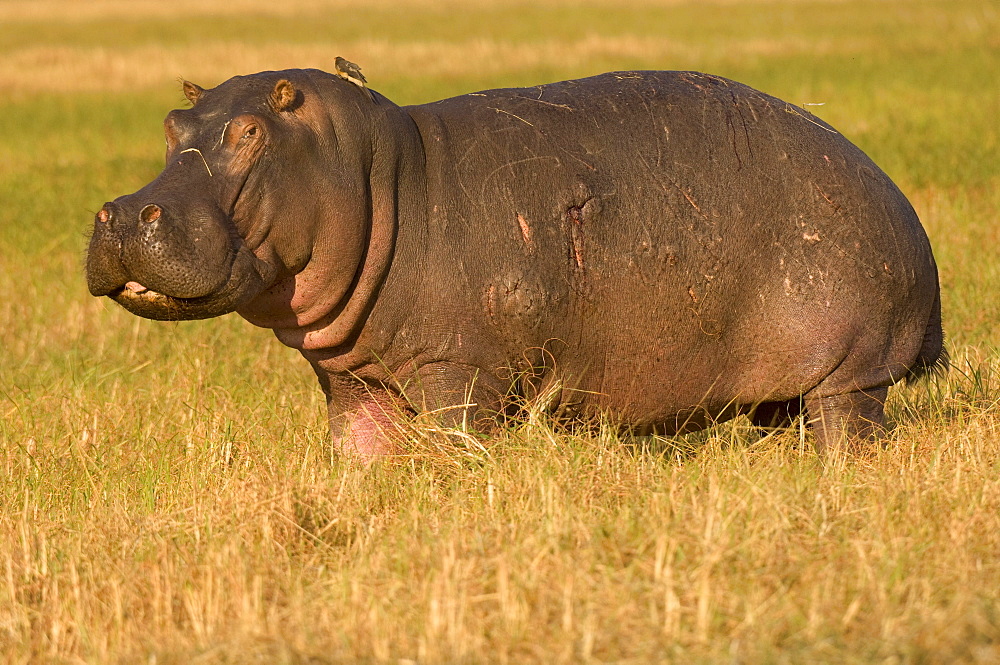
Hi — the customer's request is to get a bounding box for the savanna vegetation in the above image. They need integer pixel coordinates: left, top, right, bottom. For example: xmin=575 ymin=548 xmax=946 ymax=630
xmin=1 ymin=0 xmax=998 ymax=662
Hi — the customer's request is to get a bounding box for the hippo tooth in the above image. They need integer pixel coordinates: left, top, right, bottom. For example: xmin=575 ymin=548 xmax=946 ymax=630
xmin=125 ymin=281 xmax=149 ymax=294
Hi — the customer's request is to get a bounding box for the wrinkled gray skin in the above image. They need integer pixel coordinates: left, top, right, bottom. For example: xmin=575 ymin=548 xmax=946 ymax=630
xmin=86 ymin=69 xmax=945 ymax=457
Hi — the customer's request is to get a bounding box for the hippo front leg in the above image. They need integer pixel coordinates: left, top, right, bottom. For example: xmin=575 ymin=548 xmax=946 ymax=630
xmin=316 ymin=363 xmax=506 ymax=460
xmin=327 ymin=396 xmax=406 ymax=458
xmin=317 ymin=374 xmax=411 ymax=459
xmin=805 ymin=387 xmax=888 ymax=455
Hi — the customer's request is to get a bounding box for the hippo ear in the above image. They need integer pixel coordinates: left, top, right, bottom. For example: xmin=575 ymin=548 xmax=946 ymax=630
xmin=182 ymin=80 xmax=204 ymax=106
xmin=269 ymin=79 xmax=299 ymax=112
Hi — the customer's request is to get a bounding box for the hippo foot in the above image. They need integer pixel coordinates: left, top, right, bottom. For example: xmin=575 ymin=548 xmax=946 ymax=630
xmin=805 ymin=387 xmax=889 ymax=456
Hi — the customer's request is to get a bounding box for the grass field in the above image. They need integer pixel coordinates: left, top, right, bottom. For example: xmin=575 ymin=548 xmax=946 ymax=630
xmin=1 ymin=0 xmax=999 ymax=662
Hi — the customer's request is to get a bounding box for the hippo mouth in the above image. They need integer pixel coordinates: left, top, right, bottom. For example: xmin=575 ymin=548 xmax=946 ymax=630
xmin=117 ymin=281 xmax=168 ymax=301
xmin=106 ymin=279 xmax=229 ymax=320
xmin=108 ymin=281 xmax=185 ymax=311
xmin=97 ymin=247 xmax=279 ymax=321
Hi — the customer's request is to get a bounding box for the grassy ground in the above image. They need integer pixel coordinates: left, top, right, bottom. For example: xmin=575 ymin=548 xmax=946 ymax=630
xmin=1 ymin=0 xmax=999 ymax=662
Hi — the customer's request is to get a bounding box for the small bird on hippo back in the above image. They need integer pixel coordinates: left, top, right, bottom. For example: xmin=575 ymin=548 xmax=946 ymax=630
xmin=335 ymin=56 xmax=374 ymax=101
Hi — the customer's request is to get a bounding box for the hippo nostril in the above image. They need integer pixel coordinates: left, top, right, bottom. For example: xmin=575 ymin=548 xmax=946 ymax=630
xmin=97 ymin=201 xmax=119 ymax=224
xmin=139 ymin=204 xmax=162 ymax=224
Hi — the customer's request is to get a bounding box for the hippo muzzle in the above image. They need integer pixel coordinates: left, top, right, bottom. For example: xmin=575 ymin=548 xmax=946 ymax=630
xmin=86 ymin=175 xmax=276 ymax=321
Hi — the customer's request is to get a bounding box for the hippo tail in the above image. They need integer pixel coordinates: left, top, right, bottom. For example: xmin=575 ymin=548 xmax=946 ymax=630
xmin=905 ymin=287 xmax=948 ymax=384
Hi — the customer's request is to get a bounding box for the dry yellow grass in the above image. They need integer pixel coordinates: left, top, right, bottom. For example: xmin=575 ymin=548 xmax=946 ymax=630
xmin=0 ymin=36 xmax=882 ymax=95
xmin=4 ymin=388 xmax=1000 ymax=662
xmin=1 ymin=0 xmax=989 ymax=95
xmin=0 ymin=0 xmax=853 ymax=22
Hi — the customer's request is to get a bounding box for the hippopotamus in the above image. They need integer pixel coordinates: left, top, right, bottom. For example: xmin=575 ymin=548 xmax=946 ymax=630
xmin=86 ymin=66 xmax=944 ymax=457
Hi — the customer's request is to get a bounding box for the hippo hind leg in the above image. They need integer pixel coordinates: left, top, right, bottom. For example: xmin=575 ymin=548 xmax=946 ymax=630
xmin=804 ymin=387 xmax=888 ymax=456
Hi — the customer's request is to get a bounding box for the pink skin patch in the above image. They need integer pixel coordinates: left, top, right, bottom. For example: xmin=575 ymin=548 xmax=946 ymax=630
xmin=334 ymin=402 xmax=402 ymax=459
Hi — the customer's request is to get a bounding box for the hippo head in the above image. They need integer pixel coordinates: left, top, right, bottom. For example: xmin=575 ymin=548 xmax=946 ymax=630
xmin=86 ymin=68 xmax=400 ymax=329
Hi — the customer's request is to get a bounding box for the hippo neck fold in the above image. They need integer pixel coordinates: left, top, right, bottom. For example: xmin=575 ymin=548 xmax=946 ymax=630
xmin=240 ymin=90 xmax=428 ymax=356
xmin=267 ymin=192 xmax=400 ymax=352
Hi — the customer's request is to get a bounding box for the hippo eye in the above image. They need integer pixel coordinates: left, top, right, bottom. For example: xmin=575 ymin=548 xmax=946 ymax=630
xmin=229 ymin=114 xmax=263 ymax=146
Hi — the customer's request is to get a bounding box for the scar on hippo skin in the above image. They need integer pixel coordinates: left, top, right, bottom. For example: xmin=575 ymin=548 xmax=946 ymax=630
xmin=812 ymin=182 xmax=842 ymax=214
xmin=567 ymin=205 xmax=585 ymax=271
xmin=516 ymin=213 xmax=534 ymax=252
xmin=558 ymin=189 xmax=602 ymax=284
xmin=678 ymin=71 xmax=726 ymax=93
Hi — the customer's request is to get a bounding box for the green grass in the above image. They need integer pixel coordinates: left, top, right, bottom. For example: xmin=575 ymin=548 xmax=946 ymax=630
xmin=2 ymin=0 xmax=1000 ymax=662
